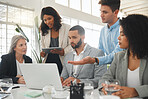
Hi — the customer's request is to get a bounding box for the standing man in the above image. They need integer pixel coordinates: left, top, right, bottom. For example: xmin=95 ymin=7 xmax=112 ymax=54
xmin=68 ymin=0 xmax=123 ymax=65
xmin=61 ymin=25 xmax=107 ymax=88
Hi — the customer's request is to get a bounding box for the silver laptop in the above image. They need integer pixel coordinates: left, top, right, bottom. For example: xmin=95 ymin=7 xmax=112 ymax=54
xmin=20 ymin=63 xmax=63 ymax=90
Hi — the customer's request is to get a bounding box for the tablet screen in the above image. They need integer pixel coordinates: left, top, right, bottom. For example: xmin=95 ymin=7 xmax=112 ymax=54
xmin=42 ymin=47 xmax=62 ymax=53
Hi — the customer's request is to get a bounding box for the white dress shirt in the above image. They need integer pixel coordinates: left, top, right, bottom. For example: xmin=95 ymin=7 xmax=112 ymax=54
xmin=72 ymin=44 xmax=87 ymax=77
xmin=16 ymin=60 xmax=24 ymax=75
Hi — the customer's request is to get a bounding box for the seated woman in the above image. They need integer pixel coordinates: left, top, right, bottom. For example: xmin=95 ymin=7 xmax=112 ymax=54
xmin=99 ymin=14 xmax=148 ymax=99
xmin=0 ymin=35 xmax=32 ymax=84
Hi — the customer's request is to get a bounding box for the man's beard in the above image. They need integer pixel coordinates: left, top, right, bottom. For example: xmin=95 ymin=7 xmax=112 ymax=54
xmin=71 ymin=38 xmax=82 ymax=49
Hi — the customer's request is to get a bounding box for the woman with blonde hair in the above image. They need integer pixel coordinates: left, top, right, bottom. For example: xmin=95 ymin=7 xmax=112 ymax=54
xmin=0 ymin=35 xmax=32 ymax=84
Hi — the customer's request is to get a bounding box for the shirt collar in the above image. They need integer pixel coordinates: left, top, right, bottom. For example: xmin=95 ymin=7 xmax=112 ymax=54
xmin=107 ymin=19 xmax=120 ymax=31
xmin=73 ymin=43 xmax=88 ymax=55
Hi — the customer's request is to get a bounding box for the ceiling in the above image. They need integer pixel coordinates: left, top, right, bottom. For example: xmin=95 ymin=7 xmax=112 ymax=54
xmin=120 ymin=0 xmax=148 ymax=16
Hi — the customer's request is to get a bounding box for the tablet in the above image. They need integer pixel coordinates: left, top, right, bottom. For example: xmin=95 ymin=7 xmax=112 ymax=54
xmin=42 ymin=47 xmax=62 ymax=53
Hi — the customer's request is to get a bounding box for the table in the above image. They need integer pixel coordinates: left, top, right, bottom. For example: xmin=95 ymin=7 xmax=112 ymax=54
xmin=5 ymin=85 xmax=101 ymax=99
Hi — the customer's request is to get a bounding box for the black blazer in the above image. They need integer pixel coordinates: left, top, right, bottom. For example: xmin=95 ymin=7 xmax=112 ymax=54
xmin=0 ymin=52 xmax=32 ymax=83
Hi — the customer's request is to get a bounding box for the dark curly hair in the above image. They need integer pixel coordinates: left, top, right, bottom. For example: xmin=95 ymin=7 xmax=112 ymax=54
xmin=40 ymin=6 xmax=62 ymax=36
xmin=98 ymin=0 xmax=120 ymax=12
xmin=120 ymin=14 xmax=148 ymax=59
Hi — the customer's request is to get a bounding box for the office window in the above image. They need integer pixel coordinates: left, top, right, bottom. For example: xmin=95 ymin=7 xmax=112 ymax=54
xmin=0 ymin=24 xmax=6 ymax=55
xmin=92 ymin=0 xmax=100 ymax=17
xmin=62 ymin=16 xmax=102 ymax=48
xmin=0 ymin=4 xmax=6 ymax=22
xmin=55 ymin=0 xmax=68 ymax=7
xmin=82 ymin=0 xmax=91 ymax=14
xmin=0 ymin=3 xmax=34 ymax=58
xmin=70 ymin=0 xmax=80 ymax=11
xmin=62 ymin=16 xmax=71 ymax=25
xmin=55 ymin=0 xmax=101 ymax=17
xmin=70 ymin=18 xmax=78 ymax=27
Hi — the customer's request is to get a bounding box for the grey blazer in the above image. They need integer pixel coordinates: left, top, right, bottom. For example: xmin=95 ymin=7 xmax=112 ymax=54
xmin=99 ymin=50 xmax=148 ymax=98
xmin=61 ymin=44 xmax=107 ymax=88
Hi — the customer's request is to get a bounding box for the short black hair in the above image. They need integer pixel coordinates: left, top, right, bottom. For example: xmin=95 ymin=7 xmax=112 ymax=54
xmin=69 ymin=25 xmax=85 ymax=35
xmin=40 ymin=6 xmax=62 ymax=36
xmin=120 ymin=14 xmax=148 ymax=59
xmin=99 ymin=0 xmax=120 ymax=12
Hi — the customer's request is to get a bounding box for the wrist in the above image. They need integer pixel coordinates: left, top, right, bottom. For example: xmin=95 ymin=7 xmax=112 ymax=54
xmin=92 ymin=57 xmax=99 ymax=64
xmin=132 ymin=88 xmax=139 ymax=97
xmin=76 ymin=79 xmax=81 ymax=83
xmin=92 ymin=57 xmax=96 ymax=63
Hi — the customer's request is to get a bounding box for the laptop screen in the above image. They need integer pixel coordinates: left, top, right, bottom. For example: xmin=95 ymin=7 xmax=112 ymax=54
xmin=20 ymin=63 xmax=63 ymax=90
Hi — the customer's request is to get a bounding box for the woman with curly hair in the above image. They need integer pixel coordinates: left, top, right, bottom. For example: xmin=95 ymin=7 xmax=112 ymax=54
xmin=100 ymin=14 xmax=148 ymax=99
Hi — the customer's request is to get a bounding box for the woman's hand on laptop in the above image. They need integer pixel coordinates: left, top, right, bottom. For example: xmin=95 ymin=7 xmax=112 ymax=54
xmin=17 ymin=76 xmax=26 ymax=84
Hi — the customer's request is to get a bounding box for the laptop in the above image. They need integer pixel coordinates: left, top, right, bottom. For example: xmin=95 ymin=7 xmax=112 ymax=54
xmin=20 ymin=63 xmax=63 ymax=90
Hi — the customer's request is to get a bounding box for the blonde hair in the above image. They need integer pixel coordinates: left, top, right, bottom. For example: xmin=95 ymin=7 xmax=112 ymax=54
xmin=9 ymin=35 xmax=26 ymax=53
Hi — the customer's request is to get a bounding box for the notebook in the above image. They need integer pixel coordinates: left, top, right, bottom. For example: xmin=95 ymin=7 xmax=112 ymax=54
xmin=20 ymin=63 xmax=63 ymax=90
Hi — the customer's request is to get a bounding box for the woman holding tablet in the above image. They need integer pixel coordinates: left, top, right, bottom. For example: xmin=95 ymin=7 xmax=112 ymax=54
xmin=40 ymin=6 xmax=72 ymax=74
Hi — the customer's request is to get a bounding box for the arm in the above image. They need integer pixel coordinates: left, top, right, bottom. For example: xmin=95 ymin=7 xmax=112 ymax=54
xmin=61 ymin=56 xmax=70 ymax=80
xmin=40 ymin=33 xmax=47 ymax=58
xmin=0 ymin=55 xmax=19 ymax=84
xmin=98 ymin=44 xmax=123 ymax=65
xmin=61 ymin=24 xmax=72 ymax=56
xmin=98 ymin=53 xmax=118 ymax=89
xmin=135 ymin=85 xmax=148 ymax=98
xmin=79 ymin=50 xmax=107 ymax=88
xmin=0 ymin=55 xmax=9 ymax=78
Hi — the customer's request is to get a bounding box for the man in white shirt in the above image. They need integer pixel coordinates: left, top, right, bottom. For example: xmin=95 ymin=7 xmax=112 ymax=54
xmin=61 ymin=25 xmax=107 ymax=88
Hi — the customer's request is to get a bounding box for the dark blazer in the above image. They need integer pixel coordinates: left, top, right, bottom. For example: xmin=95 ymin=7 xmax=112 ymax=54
xmin=0 ymin=52 xmax=32 ymax=83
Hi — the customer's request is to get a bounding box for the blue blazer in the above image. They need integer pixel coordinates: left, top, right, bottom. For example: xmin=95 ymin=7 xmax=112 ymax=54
xmin=0 ymin=52 xmax=32 ymax=83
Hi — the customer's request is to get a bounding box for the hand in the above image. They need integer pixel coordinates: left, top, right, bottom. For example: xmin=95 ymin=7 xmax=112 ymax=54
xmin=101 ymin=83 xmax=108 ymax=95
xmin=60 ymin=77 xmax=64 ymax=83
xmin=40 ymin=51 xmax=46 ymax=57
xmin=102 ymin=83 xmax=139 ymax=99
xmin=62 ymin=77 xmax=80 ymax=86
xmin=16 ymin=75 xmax=22 ymax=78
xmin=68 ymin=56 xmax=96 ymax=65
xmin=17 ymin=76 xmax=26 ymax=84
xmin=112 ymin=85 xmax=139 ymax=99
xmin=50 ymin=48 xmax=64 ymax=56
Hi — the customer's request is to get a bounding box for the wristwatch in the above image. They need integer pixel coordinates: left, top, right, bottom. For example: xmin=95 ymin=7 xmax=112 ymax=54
xmin=93 ymin=57 xmax=99 ymax=65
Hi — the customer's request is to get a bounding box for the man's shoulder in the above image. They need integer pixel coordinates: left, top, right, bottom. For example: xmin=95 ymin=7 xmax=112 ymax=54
xmin=86 ymin=45 xmax=104 ymax=55
xmin=64 ymin=51 xmax=73 ymax=58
